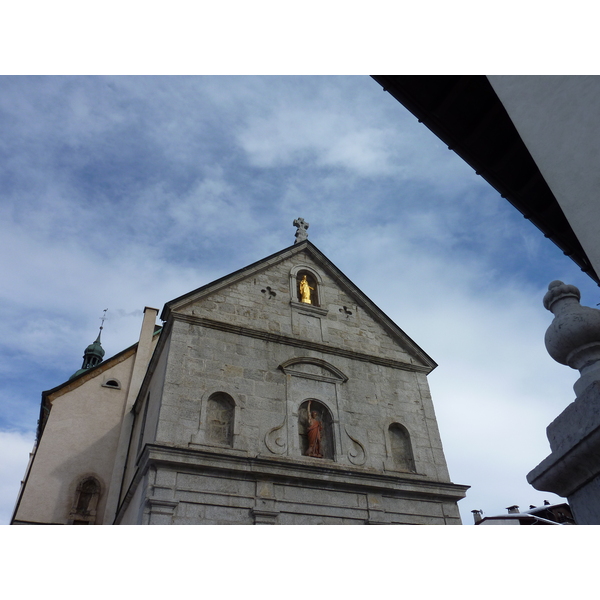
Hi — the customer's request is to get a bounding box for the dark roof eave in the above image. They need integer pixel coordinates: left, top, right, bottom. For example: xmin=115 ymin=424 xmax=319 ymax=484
xmin=371 ymin=75 xmax=599 ymax=286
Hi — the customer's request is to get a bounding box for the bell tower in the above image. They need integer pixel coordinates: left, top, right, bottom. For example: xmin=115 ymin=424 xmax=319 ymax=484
xmin=69 ymin=310 xmax=107 ymax=380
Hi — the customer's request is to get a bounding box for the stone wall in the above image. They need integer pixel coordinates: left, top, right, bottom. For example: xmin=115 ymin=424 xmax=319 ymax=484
xmin=178 ymin=252 xmax=417 ymax=364
xmin=153 ymin=319 xmax=449 ymax=481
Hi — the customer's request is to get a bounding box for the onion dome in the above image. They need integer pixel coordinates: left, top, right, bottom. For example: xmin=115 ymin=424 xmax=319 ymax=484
xmin=69 ymin=312 xmax=107 ymax=380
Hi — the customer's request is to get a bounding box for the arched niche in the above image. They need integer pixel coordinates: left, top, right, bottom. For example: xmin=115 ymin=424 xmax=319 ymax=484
xmin=69 ymin=476 xmax=102 ymax=525
xmin=289 ymin=265 xmax=324 ymax=308
xmin=206 ymin=392 xmax=235 ymax=447
xmin=389 ymin=423 xmax=416 ymax=473
xmin=298 ymin=399 xmax=334 ymax=460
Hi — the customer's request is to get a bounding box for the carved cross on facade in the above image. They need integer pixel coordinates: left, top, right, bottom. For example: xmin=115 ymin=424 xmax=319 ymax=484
xmin=261 ymin=286 xmax=276 ymax=299
xmin=293 ymin=218 xmax=309 ymax=243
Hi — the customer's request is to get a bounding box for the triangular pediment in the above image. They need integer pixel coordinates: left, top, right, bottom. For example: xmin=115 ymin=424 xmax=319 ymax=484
xmin=161 ymin=241 xmax=436 ymax=372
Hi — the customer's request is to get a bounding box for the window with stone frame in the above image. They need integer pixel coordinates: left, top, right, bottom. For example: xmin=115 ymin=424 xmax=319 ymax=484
xmin=206 ymin=392 xmax=235 ymax=446
xmin=389 ymin=423 xmax=416 ymax=472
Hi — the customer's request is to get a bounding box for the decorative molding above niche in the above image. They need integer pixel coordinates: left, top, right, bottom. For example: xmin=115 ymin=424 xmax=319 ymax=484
xmin=279 ymin=356 xmax=348 ymax=384
xmin=289 ymin=301 xmax=328 ymax=316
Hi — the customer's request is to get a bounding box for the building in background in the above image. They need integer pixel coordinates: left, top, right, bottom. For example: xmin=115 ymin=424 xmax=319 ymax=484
xmin=12 ymin=225 xmax=468 ymax=525
xmin=472 ymin=501 xmax=575 ymax=525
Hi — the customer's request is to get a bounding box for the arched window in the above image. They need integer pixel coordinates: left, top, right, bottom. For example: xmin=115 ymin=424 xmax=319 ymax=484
xmin=298 ymin=400 xmax=334 ymax=460
xmin=296 ymin=270 xmax=319 ymax=306
xmin=69 ymin=476 xmax=101 ymax=525
xmin=389 ymin=423 xmax=416 ymax=472
xmin=206 ymin=392 xmax=235 ymax=446
xmin=102 ymin=378 xmax=121 ymax=389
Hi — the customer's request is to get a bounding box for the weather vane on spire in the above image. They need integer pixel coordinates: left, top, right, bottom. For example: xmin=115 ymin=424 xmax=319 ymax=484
xmin=99 ymin=309 xmax=108 ymax=332
xmin=293 ymin=218 xmax=309 ymax=244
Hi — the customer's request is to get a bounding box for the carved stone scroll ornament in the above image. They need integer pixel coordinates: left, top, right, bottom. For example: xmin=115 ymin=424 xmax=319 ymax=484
xmin=344 ymin=425 xmax=367 ymax=466
xmin=264 ymin=417 xmax=287 ymax=455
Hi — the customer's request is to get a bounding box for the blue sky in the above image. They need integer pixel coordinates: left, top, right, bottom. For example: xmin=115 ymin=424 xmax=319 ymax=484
xmin=1 ymin=75 xmax=597 ymax=525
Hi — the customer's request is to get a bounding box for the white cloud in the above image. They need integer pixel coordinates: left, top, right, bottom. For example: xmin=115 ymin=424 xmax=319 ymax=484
xmin=238 ymin=107 xmax=398 ymax=177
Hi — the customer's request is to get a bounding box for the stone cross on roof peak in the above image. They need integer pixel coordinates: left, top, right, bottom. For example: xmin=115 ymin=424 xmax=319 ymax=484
xmin=293 ymin=218 xmax=309 ymax=244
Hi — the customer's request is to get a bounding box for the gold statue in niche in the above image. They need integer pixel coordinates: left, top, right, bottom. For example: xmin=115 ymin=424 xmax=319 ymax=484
xmin=299 ymin=275 xmax=314 ymax=304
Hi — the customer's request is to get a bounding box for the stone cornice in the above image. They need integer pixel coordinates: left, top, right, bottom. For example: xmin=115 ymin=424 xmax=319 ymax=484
xmin=290 ymin=300 xmax=329 ymax=316
xmin=528 ymin=382 xmax=600 ymax=498
xmin=527 ymin=425 xmax=600 ymax=497
xmin=173 ymin=313 xmax=431 ymax=373
xmin=126 ymin=444 xmax=469 ymax=510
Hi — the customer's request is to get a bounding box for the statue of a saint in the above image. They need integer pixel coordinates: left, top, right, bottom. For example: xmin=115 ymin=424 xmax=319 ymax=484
xmin=299 ymin=275 xmax=314 ymax=304
xmin=306 ymin=400 xmax=323 ymax=458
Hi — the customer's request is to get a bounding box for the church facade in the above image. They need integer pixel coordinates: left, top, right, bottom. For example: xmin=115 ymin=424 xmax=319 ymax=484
xmin=12 ymin=227 xmax=468 ymax=524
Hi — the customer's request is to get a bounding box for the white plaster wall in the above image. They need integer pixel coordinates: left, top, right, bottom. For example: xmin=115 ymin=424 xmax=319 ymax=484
xmin=488 ymin=75 xmax=600 ymax=278
xmin=15 ymin=356 xmax=135 ymax=524
xmin=120 ymin=332 xmax=171 ymax=500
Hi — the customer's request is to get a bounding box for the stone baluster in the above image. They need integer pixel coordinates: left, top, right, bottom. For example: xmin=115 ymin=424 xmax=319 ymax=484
xmin=543 ymin=280 xmax=600 ymax=396
xmin=527 ymin=280 xmax=600 ymax=524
